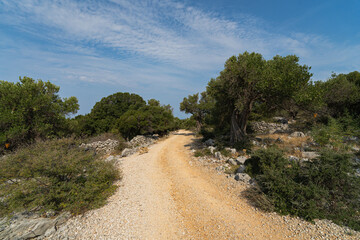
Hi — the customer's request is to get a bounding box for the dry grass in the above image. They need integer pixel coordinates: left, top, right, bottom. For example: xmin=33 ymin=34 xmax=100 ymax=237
xmin=254 ymin=133 xmax=312 ymax=157
xmin=139 ymin=147 xmax=149 ymax=155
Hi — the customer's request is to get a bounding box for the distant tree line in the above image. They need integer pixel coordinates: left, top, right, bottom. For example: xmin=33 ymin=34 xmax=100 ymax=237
xmin=0 ymin=77 xmax=180 ymax=153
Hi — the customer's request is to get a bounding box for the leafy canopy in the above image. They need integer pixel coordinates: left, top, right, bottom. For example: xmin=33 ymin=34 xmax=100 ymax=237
xmin=206 ymin=52 xmax=312 ymax=143
xmin=0 ymin=77 xmax=78 ymax=150
xmin=180 ymin=92 xmax=214 ymax=131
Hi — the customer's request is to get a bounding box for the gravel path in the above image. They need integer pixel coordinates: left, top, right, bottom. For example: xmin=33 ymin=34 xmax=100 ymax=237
xmin=50 ymin=130 xmax=360 ymax=239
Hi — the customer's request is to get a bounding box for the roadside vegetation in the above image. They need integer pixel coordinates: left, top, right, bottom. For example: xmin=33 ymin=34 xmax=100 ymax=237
xmin=0 ymin=77 xmax=181 ymax=218
xmin=0 ymin=138 xmax=120 ymax=216
xmin=181 ymin=52 xmax=360 ymax=230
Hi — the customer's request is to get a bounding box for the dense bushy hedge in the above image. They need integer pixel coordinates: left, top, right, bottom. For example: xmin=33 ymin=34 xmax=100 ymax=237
xmin=0 ymin=138 xmax=120 ymax=216
xmin=245 ymin=148 xmax=360 ymax=230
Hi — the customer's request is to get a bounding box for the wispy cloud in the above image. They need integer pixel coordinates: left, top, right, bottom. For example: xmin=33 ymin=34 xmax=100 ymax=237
xmin=1 ymin=0 xmax=360 ymax=116
xmin=1 ymin=0 xmax=318 ymax=70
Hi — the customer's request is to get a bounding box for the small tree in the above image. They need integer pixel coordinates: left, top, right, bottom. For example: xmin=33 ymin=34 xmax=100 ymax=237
xmin=323 ymin=71 xmax=360 ymax=118
xmin=117 ymin=102 xmax=175 ymax=139
xmin=180 ymin=92 xmax=213 ymax=132
xmin=85 ymin=92 xmax=146 ymax=135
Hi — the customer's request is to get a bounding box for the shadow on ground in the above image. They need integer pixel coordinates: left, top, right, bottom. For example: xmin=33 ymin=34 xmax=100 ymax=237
xmin=173 ymin=132 xmax=195 ymax=136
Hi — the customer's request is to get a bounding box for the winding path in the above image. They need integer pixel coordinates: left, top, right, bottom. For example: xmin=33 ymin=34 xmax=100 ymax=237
xmin=51 ymin=130 xmax=359 ymax=239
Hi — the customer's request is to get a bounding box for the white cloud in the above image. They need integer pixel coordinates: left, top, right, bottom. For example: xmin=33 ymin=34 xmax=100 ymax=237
xmin=1 ymin=0 xmax=360 ymax=116
xmin=0 ymin=0 xmax=321 ymax=71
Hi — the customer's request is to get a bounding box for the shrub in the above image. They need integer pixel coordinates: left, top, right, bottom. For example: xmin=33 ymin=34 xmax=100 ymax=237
xmin=0 ymin=77 xmax=79 ymax=152
xmin=245 ymin=148 xmax=360 ymax=230
xmin=194 ymin=148 xmax=212 ymax=157
xmin=311 ymin=118 xmax=344 ymax=149
xmin=0 ymin=138 xmax=120 ymax=216
xmin=224 ymin=164 xmax=240 ymax=174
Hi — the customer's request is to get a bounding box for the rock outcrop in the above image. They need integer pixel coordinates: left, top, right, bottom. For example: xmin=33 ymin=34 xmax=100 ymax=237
xmin=0 ymin=212 xmax=70 ymax=240
xmin=251 ymin=121 xmax=289 ymax=134
xmin=80 ymin=139 xmax=119 ymax=153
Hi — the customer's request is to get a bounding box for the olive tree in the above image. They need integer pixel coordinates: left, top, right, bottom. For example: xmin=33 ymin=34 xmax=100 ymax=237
xmin=207 ymin=52 xmax=312 ymax=144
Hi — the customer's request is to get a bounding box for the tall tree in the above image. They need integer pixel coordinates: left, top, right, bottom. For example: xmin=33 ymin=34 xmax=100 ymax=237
xmin=207 ymin=52 xmax=312 ymax=144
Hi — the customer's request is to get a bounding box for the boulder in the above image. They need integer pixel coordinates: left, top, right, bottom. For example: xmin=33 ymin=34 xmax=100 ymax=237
xmin=290 ymin=131 xmax=306 ymax=137
xmin=129 ymin=135 xmax=154 ymax=148
xmin=121 ymin=148 xmax=137 ymax=157
xmin=0 ymin=212 xmax=70 ymax=240
xmin=236 ymin=165 xmax=246 ymax=173
xmin=236 ymin=156 xmax=247 ymax=165
xmin=301 ymin=151 xmax=319 ymax=159
xmin=204 ymin=139 xmax=215 ymax=146
xmin=288 ymin=155 xmax=299 ymax=162
xmin=234 ymin=173 xmax=251 ymax=183
xmin=208 ymin=146 xmax=216 ymax=154
xmin=214 ymin=152 xmax=223 ymax=160
xmin=225 ymin=147 xmax=237 ymax=155
xmin=80 ymin=139 xmax=119 ymax=153
xmin=227 ymin=158 xmax=237 ymax=166
xmin=251 ymin=121 xmax=289 ymax=134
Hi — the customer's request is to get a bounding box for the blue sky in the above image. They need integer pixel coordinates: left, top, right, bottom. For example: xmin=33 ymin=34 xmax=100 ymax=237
xmin=1 ymin=0 xmax=360 ymax=118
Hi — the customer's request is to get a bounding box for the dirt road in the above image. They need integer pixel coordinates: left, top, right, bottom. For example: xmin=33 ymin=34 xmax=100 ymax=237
xmin=52 ymin=130 xmax=359 ymax=239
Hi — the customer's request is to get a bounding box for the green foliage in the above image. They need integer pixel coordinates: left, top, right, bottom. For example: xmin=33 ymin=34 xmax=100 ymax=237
xmin=0 ymin=77 xmax=79 ymax=151
xmin=323 ymin=71 xmax=360 ymax=118
xmin=206 ymin=52 xmax=312 ymax=144
xmin=311 ymin=118 xmax=344 ymax=149
xmin=245 ymin=148 xmax=360 ymax=231
xmin=180 ymin=92 xmax=214 ymax=132
xmin=117 ymin=104 xmax=175 ymax=139
xmin=84 ymin=92 xmax=146 ymax=135
xmin=0 ymin=138 xmax=120 ymax=216
xmin=74 ymin=92 xmax=177 ymax=139
xmin=279 ymin=80 xmax=325 ymax=120
xmin=245 ymin=147 xmax=288 ymax=177
xmin=179 ymin=117 xmax=197 ymax=130
xmin=311 ymin=116 xmax=360 ymax=150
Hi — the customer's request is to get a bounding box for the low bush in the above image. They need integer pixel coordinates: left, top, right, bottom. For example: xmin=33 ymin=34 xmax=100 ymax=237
xmin=194 ymin=148 xmax=212 ymax=157
xmin=224 ymin=164 xmax=240 ymax=174
xmin=245 ymin=147 xmax=360 ymax=231
xmin=0 ymin=138 xmax=120 ymax=216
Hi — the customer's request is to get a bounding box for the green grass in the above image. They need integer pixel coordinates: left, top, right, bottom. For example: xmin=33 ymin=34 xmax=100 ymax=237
xmin=0 ymin=138 xmax=120 ymax=216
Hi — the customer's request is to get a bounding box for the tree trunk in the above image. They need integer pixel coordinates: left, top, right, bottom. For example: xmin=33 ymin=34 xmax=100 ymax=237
xmin=230 ymin=111 xmax=245 ymax=144
xmin=230 ymin=101 xmax=252 ymax=145
xmin=196 ymin=120 xmax=202 ymax=133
